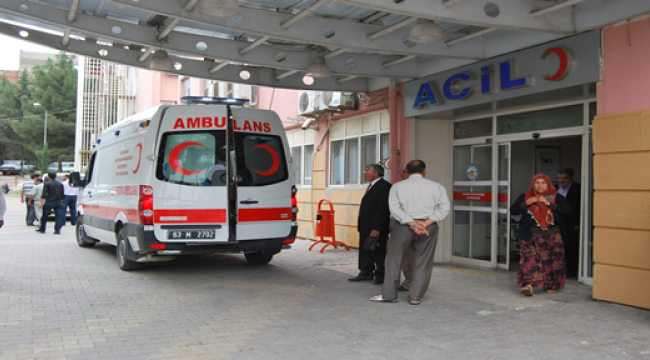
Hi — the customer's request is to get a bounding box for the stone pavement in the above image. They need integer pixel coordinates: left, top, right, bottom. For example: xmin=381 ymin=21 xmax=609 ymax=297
xmin=0 ymin=194 xmax=649 ymax=360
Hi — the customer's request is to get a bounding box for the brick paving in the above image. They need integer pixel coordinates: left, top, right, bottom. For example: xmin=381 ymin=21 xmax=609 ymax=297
xmin=1 ymin=194 xmax=649 ymax=359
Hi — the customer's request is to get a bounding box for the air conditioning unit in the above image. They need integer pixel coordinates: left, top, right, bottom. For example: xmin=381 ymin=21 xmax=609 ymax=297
xmin=324 ymin=92 xmax=356 ymax=110
xmin=316 ymin=91 xmax=333 ymax=110
xmin=297 ymin=90 xmax=317 ymax=116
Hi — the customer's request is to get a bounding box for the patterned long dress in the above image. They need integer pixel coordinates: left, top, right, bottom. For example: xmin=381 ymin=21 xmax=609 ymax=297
xmin=510 ymin=194 xmax=571 ymax=291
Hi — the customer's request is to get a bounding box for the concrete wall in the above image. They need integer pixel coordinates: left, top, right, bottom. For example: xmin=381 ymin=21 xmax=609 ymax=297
xmin=593 ymin=20 xmax=650 ymax=309
xmin=135 ymin=70 xmax=180 ymax=111
xmin=257 ymin=87 xmax=300 ymax=126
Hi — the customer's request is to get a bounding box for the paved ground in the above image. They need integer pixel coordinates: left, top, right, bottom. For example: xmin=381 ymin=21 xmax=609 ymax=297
xmin=1 ymin=193 xmax=649 ymax=360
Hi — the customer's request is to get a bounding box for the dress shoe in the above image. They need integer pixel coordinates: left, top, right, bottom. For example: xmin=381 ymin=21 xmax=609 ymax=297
xmin=398 ymin=285 xmax=409 ymax=292
xmin=373 ymin=278 xmax=384 ymax=285
xmin=54 ymin=232 xmax=61 ymax=235
xmin=35 ymin=229 xmax=45 ymax=234
xmin=348 ymin=275 xmax=373 ymax=281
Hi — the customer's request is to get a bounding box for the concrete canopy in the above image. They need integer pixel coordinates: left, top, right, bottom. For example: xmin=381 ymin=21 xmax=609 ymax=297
xmin=1 ymin=0 xmax=649 ymax=92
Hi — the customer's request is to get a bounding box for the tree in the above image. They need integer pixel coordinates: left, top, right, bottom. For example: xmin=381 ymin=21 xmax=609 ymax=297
xmin=11 ymin=53 xmax=77 ymax=166
xmin=0 ymin=72 xmax=35 ymax=163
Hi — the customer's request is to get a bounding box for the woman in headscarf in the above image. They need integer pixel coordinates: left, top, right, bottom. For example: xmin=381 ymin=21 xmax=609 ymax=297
xmin=510 ymin=174 xmax=571 ymax=296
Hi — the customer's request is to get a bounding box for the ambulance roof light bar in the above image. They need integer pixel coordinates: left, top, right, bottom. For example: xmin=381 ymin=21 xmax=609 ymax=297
xmin=181 ymin=96 xmax=250 ymax=106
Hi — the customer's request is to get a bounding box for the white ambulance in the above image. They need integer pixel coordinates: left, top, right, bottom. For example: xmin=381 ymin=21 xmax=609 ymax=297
xmin=69 ymin=98 xmax=298 ymax=271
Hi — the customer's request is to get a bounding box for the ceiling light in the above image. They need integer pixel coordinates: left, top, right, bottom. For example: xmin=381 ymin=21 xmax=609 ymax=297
xmin=148 ymin=50 xmax=175 ymax=72
xmin=306 ymin=57 xmax=330 ymax=78
xmin=199 ymin=0 xmax=240 ymax=17
xmin=408 ymin=19 xmax=444 ymax=43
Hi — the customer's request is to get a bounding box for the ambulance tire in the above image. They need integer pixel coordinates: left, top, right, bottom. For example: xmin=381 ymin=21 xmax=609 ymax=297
xmin=117 ymin=228 xmax=143 ymax=271
xmin=244 ymin=252 xmax=274 ymax=265
xmin=76 ymin=218 xmax=95 ymax=248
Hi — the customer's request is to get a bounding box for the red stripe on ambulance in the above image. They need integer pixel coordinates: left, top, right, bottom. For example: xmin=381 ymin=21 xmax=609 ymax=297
xmin=238 ymin=208 xmax=292 ymax=222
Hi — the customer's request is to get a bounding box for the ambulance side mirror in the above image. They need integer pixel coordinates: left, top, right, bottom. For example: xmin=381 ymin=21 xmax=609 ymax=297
xmin=68 ymin=171 xmax=85 ymax=188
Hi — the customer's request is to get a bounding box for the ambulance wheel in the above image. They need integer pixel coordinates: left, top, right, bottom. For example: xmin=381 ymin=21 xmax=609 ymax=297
xmin=245 ymin=252 xmax=273 ymax=265
xmin=76 ymin=218 xmax=95 ymax=248
xmin=117 ymin=228 xmax=142 ymax=271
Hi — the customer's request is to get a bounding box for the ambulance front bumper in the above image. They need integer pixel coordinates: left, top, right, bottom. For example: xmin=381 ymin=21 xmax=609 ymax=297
xmin=128 ymin=224 xmax=297 ymax=255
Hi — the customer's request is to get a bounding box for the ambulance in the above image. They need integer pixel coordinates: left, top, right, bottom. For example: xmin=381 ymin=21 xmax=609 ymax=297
xmin=69 ymin=97 xmax=298 ymax=271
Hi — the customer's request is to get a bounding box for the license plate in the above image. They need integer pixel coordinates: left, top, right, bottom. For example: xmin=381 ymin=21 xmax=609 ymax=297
xmin=167 ymin=230 xmax=216 ymax=239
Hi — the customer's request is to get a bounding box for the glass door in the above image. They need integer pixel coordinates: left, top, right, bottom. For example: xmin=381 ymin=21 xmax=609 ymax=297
xmin=452 ymin=144 xmax=493 ymax=265
xmin=495 ymin=143 xmax=512 ymax=270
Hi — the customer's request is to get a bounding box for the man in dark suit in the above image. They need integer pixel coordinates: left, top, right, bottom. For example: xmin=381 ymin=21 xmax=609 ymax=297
xmin=557 ymin=168 xmax=581 ymax=277
xmin=349 ymin=164 xmax=391 ymax=285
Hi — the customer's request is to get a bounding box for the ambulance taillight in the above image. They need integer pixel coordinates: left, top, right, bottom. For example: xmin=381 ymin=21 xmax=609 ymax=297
xmin=291 ymin=185 xmax=298 ymax=221
xmin=139 ymin=185 xmax=154 ymax=225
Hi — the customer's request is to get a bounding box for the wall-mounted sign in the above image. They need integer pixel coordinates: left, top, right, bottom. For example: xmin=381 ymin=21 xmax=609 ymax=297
xmin=403 ymin=31 xmax=600 ymax=118
xmin=466 ymin=164 xmax=479 ymax=181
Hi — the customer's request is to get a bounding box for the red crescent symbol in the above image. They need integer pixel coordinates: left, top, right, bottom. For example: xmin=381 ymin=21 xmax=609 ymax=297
xmin=252 ymin=144 xmax=280 ymax=176
xmin=169 ymin=142 xmax=207 ymax=175
xmin=542 ymin=47 xmax=571 ymax=81
xmin=132 ymin=143 xmax=143 ymax=174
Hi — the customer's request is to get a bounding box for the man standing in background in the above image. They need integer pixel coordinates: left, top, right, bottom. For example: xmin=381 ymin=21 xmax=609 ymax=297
xmin=371 ymin=160 xmax=450 ymax=305
xmin=62 ymin=174 xmax=79 ymax=225
xmin=36 ymin=172 xmax=65 ymax=235
xmin=349 ymin=164 xmax=392 ymax=285
xmin=21 ymin=173 xmax=40 ymax=226
xmin=28 ymin=177 xmax=44 ymax=227
xmin=0 ymin=190 xmax=6 ymax=228
xmin=557 ymin=168 xmax=581 ymax=277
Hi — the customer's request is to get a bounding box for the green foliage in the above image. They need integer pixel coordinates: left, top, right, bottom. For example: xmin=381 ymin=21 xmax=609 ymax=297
xmin=0 ymin=52 xmax=77 ymax=167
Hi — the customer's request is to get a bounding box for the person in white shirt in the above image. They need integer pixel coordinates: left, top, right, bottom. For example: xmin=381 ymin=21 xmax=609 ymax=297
xmin=0 ymin=190 xmax=6 ymax=228
xmin=62 ymin=174 xmax=80 ymax=225
xmin=28 ymin=177 xmax=44 ymax=226
xmin=371 ymin=160 xmax=450 ymax=305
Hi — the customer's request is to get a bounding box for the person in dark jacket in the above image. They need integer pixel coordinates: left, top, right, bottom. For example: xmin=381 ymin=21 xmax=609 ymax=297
xmin=349 ymin=164 xmax=392 ymax=284
xmin=510 ymin=174 xmax=571 ymax=296
xmin=556 ymin=168 xmax=581 ymax=277
xmin=36 ymin=172 xmax=65 ymax=235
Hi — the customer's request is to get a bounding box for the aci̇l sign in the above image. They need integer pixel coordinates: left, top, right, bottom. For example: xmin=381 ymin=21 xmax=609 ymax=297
xmin=413 ymin=46 xmax=573 ymax=109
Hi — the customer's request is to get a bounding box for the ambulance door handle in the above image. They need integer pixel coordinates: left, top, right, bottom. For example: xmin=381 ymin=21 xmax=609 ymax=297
xmin=240 ymin=199 xmax=258 ymax=205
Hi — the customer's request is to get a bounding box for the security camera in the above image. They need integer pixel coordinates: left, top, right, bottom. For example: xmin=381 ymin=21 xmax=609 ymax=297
xmin=301 ymin=118 xmax=314 ymax=130
xmin=532 ymin=133 xmax=540 ymax=140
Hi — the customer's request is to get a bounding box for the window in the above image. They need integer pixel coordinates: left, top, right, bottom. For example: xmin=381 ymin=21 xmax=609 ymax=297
xmin=330 ymin=134 xmax=389 ymax=185
xmin=156 ymin=131 xmax=227 ymax=186
xmin=304 ymin=145 xmax=313 ymax=185
xmin=330 ymin=141 xmax=344 ymax=185
xmin=234 ymin=133 xmax=288 ymax=187
xmin=345 ymin=139 xmax=359 ymax=184
xmin=292 ymin=146 xmax=302 ymax=185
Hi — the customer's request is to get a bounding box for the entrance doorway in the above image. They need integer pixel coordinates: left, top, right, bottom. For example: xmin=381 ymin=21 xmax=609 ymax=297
xmin=505 ymin=136 xmax=583 ymax=278
xmin=450 ymin=101 xmax=595 ymax=284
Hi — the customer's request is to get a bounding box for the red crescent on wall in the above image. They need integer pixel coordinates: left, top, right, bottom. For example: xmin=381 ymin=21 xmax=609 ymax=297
xmin=252 ymin=144 xmax=280 ymax=176
xmin=132 ymin=143 xmax=143 ymax=174
xmin=542 ymin=47 xmax=571 ymax=81
xmin=169 ymin=142 xmax=207 ymax=175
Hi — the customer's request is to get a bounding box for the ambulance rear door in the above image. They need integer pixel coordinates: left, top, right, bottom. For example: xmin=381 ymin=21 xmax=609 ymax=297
xmin=152 ymin=105 xmax=232 ymax=243
xmin=231 ymin=108 xmax=293 ymax=241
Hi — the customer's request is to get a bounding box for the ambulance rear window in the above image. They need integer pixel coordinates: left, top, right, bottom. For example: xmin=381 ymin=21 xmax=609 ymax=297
xmin=156 ymin=131 xmax=227 ymax=186
xmin=234 ymin=133 xmax=288 ymax=187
